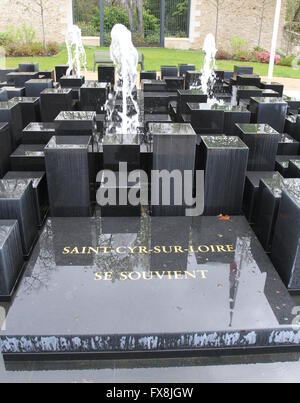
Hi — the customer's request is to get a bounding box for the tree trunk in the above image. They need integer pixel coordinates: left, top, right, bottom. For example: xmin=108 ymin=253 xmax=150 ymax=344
xmin=215 ymin=1 xmax=219 ymax=45
xmin=40 ymin=0 xmax=46 ymax=48
xmin=125 ymin=0 xmax=134 ymax=31
xmin=294 ymin=5 xmax=300 ymax=22
xmin=137 ymin=0 xmax=144 ymax=38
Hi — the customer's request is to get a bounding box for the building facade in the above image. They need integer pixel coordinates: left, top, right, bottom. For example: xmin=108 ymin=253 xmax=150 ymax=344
xmin=0 ymin=0 xmax=73 ymax=44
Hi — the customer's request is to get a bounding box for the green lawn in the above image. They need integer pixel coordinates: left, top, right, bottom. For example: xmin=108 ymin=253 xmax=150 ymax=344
xmin=4 ymin=46 xmax=300 ymax=79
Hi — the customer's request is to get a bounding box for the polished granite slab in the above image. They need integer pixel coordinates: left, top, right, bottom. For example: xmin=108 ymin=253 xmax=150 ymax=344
xmin=249 ymin=97 xmax=288 ymax=134
xmin=288 ymin=160 xmax=300 ymax=178
xmin=236 ymin=124 xmax=280 ymax=171
xmin=277 ymin=133 xmax=299 ymax=156
xmin=271 ymin=185 xmax=300 ymax=291
xmin=45 ymin=136 xmax=91 ymax=217
xmin=22 ymin=122 xmax=56 ymax=145
xmin=199 ymin=136 xmax=248 ymax=215
xmin=276 ymin=156 xmax=300 ymax=177
xmin=0 ymin=215 xmax=299 ymax=357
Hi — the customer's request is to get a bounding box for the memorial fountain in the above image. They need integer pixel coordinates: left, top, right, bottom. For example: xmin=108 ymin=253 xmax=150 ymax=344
xmin=0 ymin=22 xmax=300 ymax=362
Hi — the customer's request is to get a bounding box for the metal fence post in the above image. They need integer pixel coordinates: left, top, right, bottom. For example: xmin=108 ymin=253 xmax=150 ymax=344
xmin=187 ymin=0 xmax=191 ymax=38
xmin=72 ymin=0 xmax=75 ymax=24
xmin=160 ymin=0 xmax=166 ymax=47
xmin=100 ymin=0 xmax=104 ymax=47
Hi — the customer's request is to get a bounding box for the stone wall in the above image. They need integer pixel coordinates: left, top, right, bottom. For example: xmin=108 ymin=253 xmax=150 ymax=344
xmin=0 ymin=0 xmax=73 ymax=44
xmin=188 ymin=0 xmax=288 ymax=52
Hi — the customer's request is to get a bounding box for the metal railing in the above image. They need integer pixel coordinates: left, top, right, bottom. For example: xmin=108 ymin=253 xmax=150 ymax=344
xmin=73 ymin=0 xmax=191 ymax=47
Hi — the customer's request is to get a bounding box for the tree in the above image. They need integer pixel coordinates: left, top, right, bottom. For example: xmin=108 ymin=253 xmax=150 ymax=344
xmin=258 ymin=0 xmax=267 ymax=47
xmin=17 ymin=0 xmax=48 ymax=48
xmin=136 ymin=0 xmax=144 ymax=38
xmin=124 ymin=0 xmax=135 ymax=31
xmin=209 ymin=0 xmax=224 ymax=45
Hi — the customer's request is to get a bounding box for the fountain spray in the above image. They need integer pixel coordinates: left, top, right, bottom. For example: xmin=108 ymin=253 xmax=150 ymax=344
xmin=65 ymin=25 xmax=87 ymax=78
xmin=201 ymin=33 xmax=217 ymax=99
xmin=108 ymin=24 xmax=139 ymax=137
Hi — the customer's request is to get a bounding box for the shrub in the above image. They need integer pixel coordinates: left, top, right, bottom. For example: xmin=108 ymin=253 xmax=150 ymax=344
xmin=253 ymin=50 xmax=281 ymax=64
xmin=0 ymin=23 xmax=59 ymax=57
xmin=277 ymin=54 xmax=295 ymax=67
xmin=216 ymin=49 xmax=232 ymax=60
xmin=92 ymin=6 xmax=130 ymax=33
xmin=230 ymin=36 xmax=251 ymax=61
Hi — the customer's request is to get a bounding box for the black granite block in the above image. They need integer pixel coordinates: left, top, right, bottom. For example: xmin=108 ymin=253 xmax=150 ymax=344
xmin=261 ymin=90 xmax=280 ymax=98
xmin=249 ymin=97 xmax=288 ymax=133
xmin=177 ymin=90 xmax=207 ymax=121
xmin=60 ymin=75 xmax=84 ymax=89
xmin=211 ymin=104 xmax=251 ymax=135
xmin=185 ymin=71 xmax=201 ymax=90
xmin=1 ymin=215 xmax=297 ymax=357
xmin=25 ymin=79 xmax=53 ymax=97
xmin=54 ymin=111 xmax=97 ymax=141
xmin=80 ymin=81 xmax=107 ymax=113
xmin=1 ymin=87 xmax=25 ymax=100
xmin=277 ymin=133 xmax=299 ymax=155
xmin=40 ymin=89 xmax=73 ymax=122
xmin=0 ymin=123 xmax=11 ymax=178
xmin=236 ymin=124 xmax=280 ymax=171
xmin=0 ymin=220 xmax=24 ymax=298
xmin=10 ymin=145 xmax=45 ymax=171
xmin=288 ymin=160 xmax=300 ymax=178
xmin=22 ymin=122 xmax=56 ymax=145
xmin=4 ymin=172 xmax=48 ymax=227
xmin=200 ymin=136 xmax=248 ymax=215
xmin=98 ymin=64 xmax=115 ymax=85
xmin=144 ymin=92 xmax=178 ymax=114
xmin=236 ymin=86 xmax=263 ymax=102
xmin=234 ymin=65 xmax=254 ymax=77
xmin=161 ymin=66 xmax=178 ymax=79
xmin=243 ymin=171 xmax=278 ymax=223
xmin=189 ymin=103 xmax=225 ymax=134
xmin=103 ymin=133 xmax=140 ymax=171
xmin=179 ymin=64 xmax=195 ymax=77
xmin=150 ymin=123 xmax=196 ymax=216
xmin=0 ymin=89 xmax=8 ymax=102
xmin=142 ymin=80 xmax=167 ymax=92
xmin=168 ymin=101 xmax=178 ymax=122
xmin=98 ymin=172 xmax=141 ymax=217
xmin=140 ymin=71 xmax=157 ymax=81
xmin=18 ymin=63 xmax=39 ymax=72
xmin=39 ymin=70 xmax=55 ymax=80
xmin=213 ymin=70 xmax=224 ymax=82
xmin=0 ymin=68 xmax=17 ymax=82
xmin=275 ymin=156 xmax=299 ymax=177
xmin=6 ymin=72 xmax=38 ymax=87
xmin=164 ymin=77 xmax=184 ymax=92
xmin=283 ymin=96 xmax=300 ymax=114
xmin=45 ymin=136 xmax=91 ymax=217
xmin=253 ymin=173 xmax=299 ymax=251
xmin=11 ymin=97 xmax=41 ymax=128
xmin=144 ymin=114 xmax=172 ymax=131
xmin=260 ymin=81 xmax=284 ymax=97
xmin=285 ymin=115 xmax=300 ymax=141
xmin=0 ymin=180 xmax=38 ymax=256
xmin=224 ymin=71 xmax=234 ymax=80
xmin=236 ymin=74 xmax=261 ymax=87
xmin=55 ymin=65 xmax=69 ymax=82
xmin=0 ymin=100 xmax=23 ymax=148
xmin=95 ymin=113 xmax=105 ymax=134
xmin=271 ymin=185 xmax=300 ymax=290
